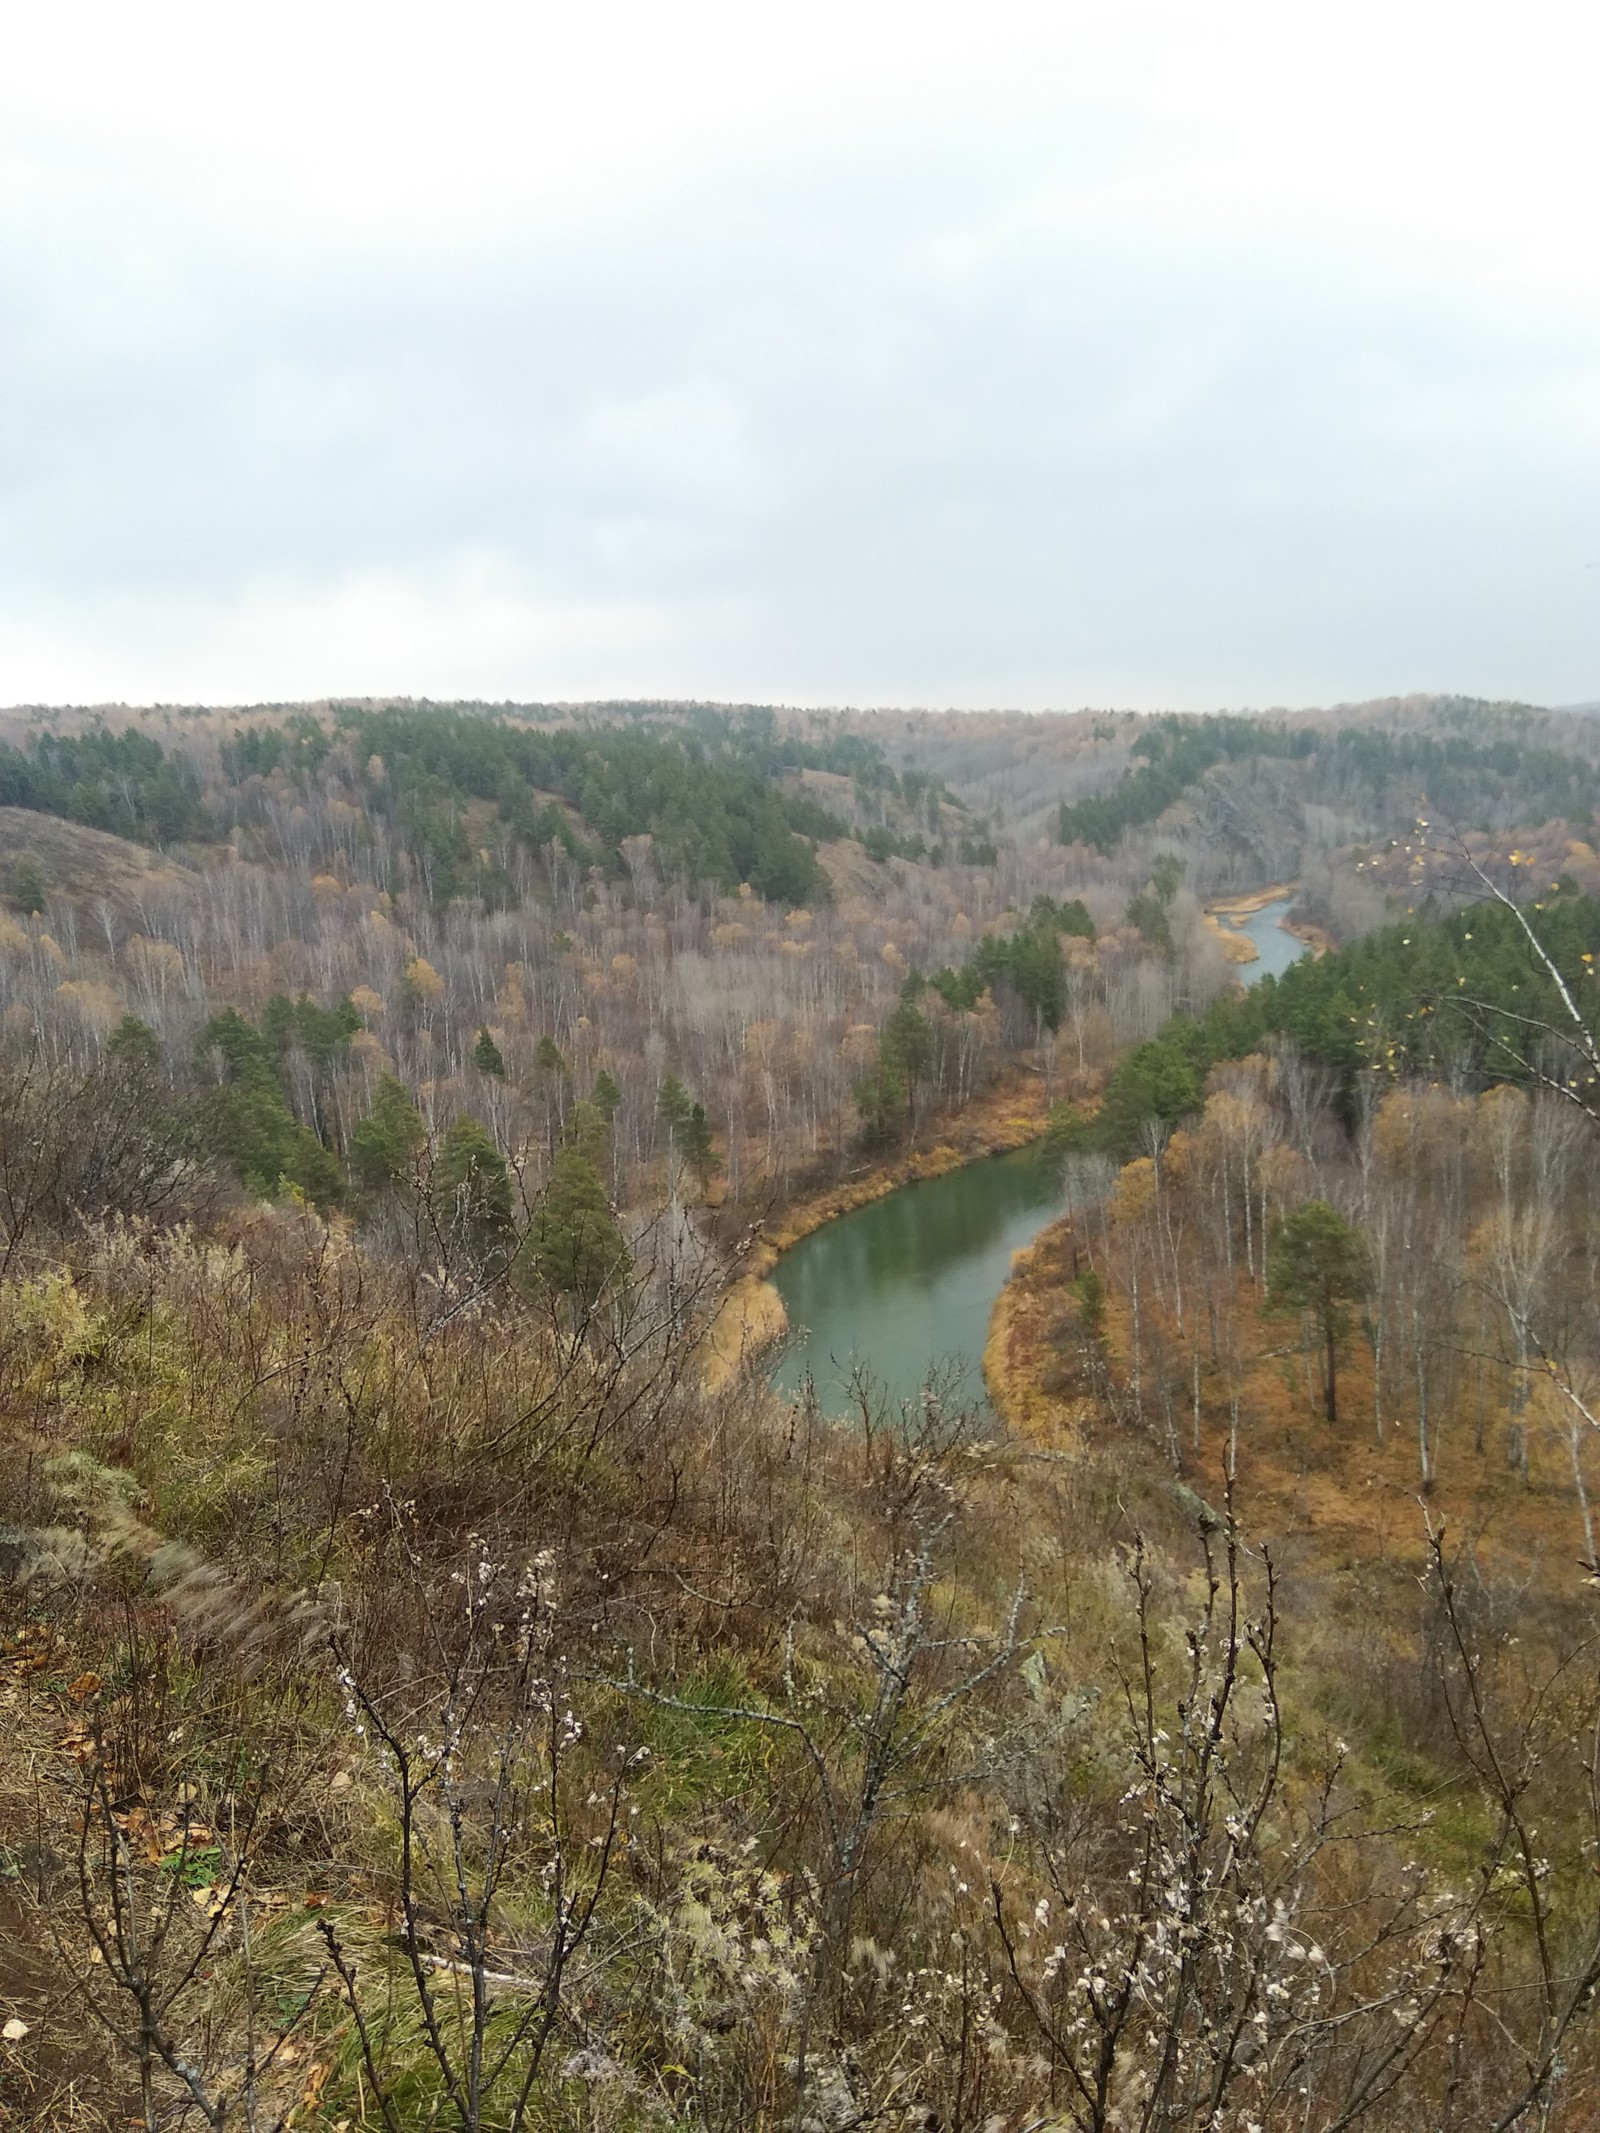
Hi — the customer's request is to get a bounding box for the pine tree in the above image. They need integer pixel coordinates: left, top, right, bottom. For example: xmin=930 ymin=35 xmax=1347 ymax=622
xmin=1268 ymin=1199 xmax=1371 ymax=1425
xmin=880 ymin=999 xmax=933 ymax=1122
xmin=525 ymin=1148 xmax=627 ymax=1306
xmin=349 ymin=1075 xmax=425 ymax=1198
xmin=678 ymin=1101 xmax=716 ymax=1185
xmin=657 ymin=1074 xmax=692 ymax=1138
xmin=854 ymin=1057 xmax=904 ymax=1147
xmin=591 ymin=1069 xmax=621 ymax=1122
xmin=565 ymin=1098 xmax=611 ymax=1167
xmin=473 ymin=1026 xmax=507 ymax=1078
xmin=105 ymin=1014 xmax=162 ymax=1073
xmin=433 ymin=1115 xmax=514 ymax=1271
xmin=7 ymin=857 xmax=46 ymax=915
xmin=197 ymin=1006 xmax=342 ymax=1207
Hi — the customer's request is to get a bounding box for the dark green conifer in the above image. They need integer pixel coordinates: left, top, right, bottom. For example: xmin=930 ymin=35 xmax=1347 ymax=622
xmin=348 ymin=1075 xmax=425 ymax=1198
xmin=525 ymin=1148 xmax=627 ymax=1306
xmin=433 ymin=1115 xmax=514 ymax=1270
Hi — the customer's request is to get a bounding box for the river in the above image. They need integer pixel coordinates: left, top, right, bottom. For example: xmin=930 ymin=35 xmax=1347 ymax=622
xmin=769 ymin=899 xmax=1310 ymax=1421
xmin=769 ymin=1145 xmax=1062 ymax=1421
xmin=1228 ymin=895 xmax=1308 ymax=985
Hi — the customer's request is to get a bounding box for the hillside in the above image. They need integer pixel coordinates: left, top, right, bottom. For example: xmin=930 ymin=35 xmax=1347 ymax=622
xmin=2 ymin=696 xmax=1600 ymax=2128
xmin=0 ymin=806 xmax=199 ymax=909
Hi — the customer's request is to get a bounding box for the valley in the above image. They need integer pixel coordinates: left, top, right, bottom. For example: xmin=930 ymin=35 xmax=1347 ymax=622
xmin=1 ymin=693 xmax=1599 ymax=2130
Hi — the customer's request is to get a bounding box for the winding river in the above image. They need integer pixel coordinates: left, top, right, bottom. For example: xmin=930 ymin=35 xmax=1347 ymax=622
xmin=769 ymin=895 xmax=1311 ymax=1421
xmin=769 ymin=1145 xmax=1063 ymax=1419
xmin=1225 ymin=895 xmax=1308 ymax=984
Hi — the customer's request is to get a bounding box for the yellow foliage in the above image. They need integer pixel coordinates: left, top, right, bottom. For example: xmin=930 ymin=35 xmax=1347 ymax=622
xmin=403 ymin=955 xmax=444 ymax=1003
xmin=14 ymin=1268 xmax=100 ymax=1364
xmin=1162 ymin=1129 xmax=1194 ymax=1185
xmin=1256 ymin=1141 xmax=1310 ymax=1212
xmin=1111 ymin=1156 xmax=1157 ymax=1227
xmin=1375 ymin=1083 xmax=1470 ymax=1173
xmin=54 ymin=980 xmax=124 ymax=1032
xmin=128 ymin=935 xmax=184 ymax=982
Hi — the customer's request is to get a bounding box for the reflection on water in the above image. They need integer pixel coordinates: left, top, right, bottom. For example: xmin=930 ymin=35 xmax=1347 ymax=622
xmin=770 ymin=1146 xmax=1063 ymax=1421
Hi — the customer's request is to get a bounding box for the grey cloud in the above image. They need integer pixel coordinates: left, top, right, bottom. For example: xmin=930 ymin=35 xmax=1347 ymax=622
xmin=3 ymin=124 xmax=1598 ymax=703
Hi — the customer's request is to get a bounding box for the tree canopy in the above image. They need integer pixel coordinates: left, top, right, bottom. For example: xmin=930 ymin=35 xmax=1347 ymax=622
xmin=1092 ymin=891 xmax=1600 ymax=1154
xmin=524 ymin=1147 xmax=628 ymax=1306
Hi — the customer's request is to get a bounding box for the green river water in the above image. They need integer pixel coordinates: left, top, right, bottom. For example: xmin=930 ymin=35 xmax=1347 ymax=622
xmin=770 ymin=897 xmax=1308 ymax=1420
xmin=769 ymin=1144 xmax=1063 ymax=1419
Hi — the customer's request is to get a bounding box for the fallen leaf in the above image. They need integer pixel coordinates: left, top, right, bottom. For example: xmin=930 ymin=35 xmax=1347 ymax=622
xmin=2 ymin=2017 xmax=30 ymax=2043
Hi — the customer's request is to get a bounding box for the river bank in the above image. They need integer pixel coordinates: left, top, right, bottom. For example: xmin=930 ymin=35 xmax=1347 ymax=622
xmin=981 ymin=1211 xmax=1098 ymax=1440
xmin=701 ymin=1071 xmax=1053 ymax=1391
xmin=1202 ymin=881 xmax=1297 ymax=966
xmin=1203 ymin=882 xmax=1332 ymax=972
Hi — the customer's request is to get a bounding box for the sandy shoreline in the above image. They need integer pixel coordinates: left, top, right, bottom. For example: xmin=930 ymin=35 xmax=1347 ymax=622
xmin=1202 ymin=881 xmax=1331 ymax=968
xmin=1206 ymin=880 xmax=1300 ymax=920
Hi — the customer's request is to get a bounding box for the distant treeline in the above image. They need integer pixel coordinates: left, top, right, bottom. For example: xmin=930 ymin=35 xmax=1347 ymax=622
xmin=1059 ymin=710 xmax=1600 ymax=853
xmin=330 ymin=706 xmax=847 ymax=905
xmin=0 ymin=702 xmax=988 ymax=903
xmin=1058 ymin=718 xmax=1315 ymax=852
xmin=1089 ymin=890 xmax=1600 ymax=1154
xmin=0 ymin=727 xmax=205 ymax=844
xmin=223 ymin=702 xmax=983 ymax=905
xmin=0 ymin=706 xmax=923 ymax=905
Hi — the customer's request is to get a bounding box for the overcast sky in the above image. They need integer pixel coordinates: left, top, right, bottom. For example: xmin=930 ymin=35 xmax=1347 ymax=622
xmin=3 ymin=1 xmax=1599 ymax=711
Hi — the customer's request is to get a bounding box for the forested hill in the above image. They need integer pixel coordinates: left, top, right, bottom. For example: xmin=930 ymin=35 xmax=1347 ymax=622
xmin=9 ymin=696 xmax=1600 ymax=2127
xmin=286 ymin=705 xmax=851 ymax=906
xmin=273 ymin=702 xmax=978 ymax=896
xmin=1093 ymin=887 xmax=1600 ymax=1152
xmin=0 ymin=725 xmax=205 ymax=843
xmin=0 ymin=703 xmax=987 ymax=906
xmin=1058 ymin=706 xmax=1600 ymax=854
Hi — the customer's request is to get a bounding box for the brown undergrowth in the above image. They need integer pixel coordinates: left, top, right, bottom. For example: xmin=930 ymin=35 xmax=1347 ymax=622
xmin=3 ymin=1189 xmax=1599 ymax=2127
xmin=989 ymin=1198 xmax=1600 ymax=1842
